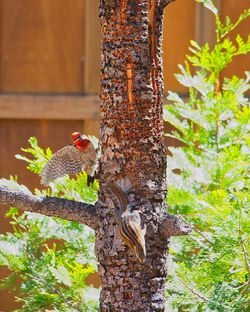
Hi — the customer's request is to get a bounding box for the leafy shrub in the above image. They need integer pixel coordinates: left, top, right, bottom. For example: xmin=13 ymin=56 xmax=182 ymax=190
xmin=164 ymin=0 xmax=249 ymax=311
xmin=0 ymin=137 xmax=99 ymax=312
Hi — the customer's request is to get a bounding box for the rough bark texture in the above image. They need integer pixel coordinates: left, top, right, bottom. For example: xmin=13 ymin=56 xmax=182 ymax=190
xmin=0 ymin=183 xmax=99 ymax=230
xmin=0 ymin=0 xmax=192 ymax=311
xmin=96 ymin=0 xmax=189 ymax=311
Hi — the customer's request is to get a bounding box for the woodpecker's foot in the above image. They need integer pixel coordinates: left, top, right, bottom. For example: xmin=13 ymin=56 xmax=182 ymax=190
xmin=87 ymin=175 xmax=95 ymax=187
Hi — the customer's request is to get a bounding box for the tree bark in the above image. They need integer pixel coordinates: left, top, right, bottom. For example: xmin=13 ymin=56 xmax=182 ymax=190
xmin=96 ymin=0 xmax=190 ymax=311
xmin=0 ymin=181 xmax=98 ymax=230
xmin=0 ymin=0 xmax=192 ymax=311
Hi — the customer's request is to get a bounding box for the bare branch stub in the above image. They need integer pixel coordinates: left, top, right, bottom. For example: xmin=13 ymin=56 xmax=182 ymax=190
xmin=160 ymin=213 xmax=192 ymax=237
xmin=0 ymin=185 xmax=100 ymax=230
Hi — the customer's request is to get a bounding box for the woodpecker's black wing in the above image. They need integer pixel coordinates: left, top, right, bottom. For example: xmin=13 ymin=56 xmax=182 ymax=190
xmin=40 ymin=145 xmax=84 ymax=186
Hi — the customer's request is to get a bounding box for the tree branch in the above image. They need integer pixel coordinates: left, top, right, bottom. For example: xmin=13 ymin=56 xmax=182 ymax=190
xmin=0 ymin=181 xmax=99 ymax=231
xmin=178 ymin=214 xmax=213 ymax=245
xmin=174 ymin=274 xmax=208 ymax=303
xmin=241 ymin=237 xmax=250 ymax=297
xmin=160 ymin=214 xmax=192 ymax=237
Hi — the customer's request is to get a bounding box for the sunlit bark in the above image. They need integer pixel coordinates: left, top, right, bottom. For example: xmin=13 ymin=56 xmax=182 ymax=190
xmin=96 ymin=1 xmax=190 ymax=311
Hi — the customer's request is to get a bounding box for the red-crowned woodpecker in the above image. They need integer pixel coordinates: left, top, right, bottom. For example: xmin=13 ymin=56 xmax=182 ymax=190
xmin=40 ymin=132 xmax=99 ymax=186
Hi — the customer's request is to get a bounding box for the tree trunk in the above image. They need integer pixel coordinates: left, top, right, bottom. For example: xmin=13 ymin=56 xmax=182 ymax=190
xmin=96 ymin=1 xmax=178 ymax=311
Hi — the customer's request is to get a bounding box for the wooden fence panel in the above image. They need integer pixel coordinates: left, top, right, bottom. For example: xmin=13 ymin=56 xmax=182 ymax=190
xmin=0 ymin=0 xmax=85 ymax=93
xmin=163 ymin=0 xmax=196 ymax=93
xmin=221 ymin=0 xmax=250 ymax=88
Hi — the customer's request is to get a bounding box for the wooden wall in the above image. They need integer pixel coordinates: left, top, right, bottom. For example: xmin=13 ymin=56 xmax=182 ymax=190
xmin=163 ymin=0 xmax=250 ymax=94
xmin=1 ymin=0 xmax=85 ymax=93
xmin=221 ymin=0 xmax=250 ymax=81
xmin=0 ymin=0 xmax=249 ymax=310
xmin=163 ymin=0 xmax=196 ymax=93
xmin=0 ymin=0 xmax=99 ymax=309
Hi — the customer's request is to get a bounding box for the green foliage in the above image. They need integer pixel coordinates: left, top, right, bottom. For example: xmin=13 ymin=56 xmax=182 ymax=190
xmin=0 ymin=138 xmax=99 ymax=311
xmin=164 ymin=1 xmax=249 ymax=311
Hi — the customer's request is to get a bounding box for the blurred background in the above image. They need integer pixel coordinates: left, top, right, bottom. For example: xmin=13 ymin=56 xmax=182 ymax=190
xmin=0 ymin=0 xmax=249 ymax=310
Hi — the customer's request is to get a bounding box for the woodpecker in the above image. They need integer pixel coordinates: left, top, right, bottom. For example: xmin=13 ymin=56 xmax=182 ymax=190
xmin=40 ymin=132 xmax=99 ymax=186
xmin=108 ymin=182 xmax=146 ymax=263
